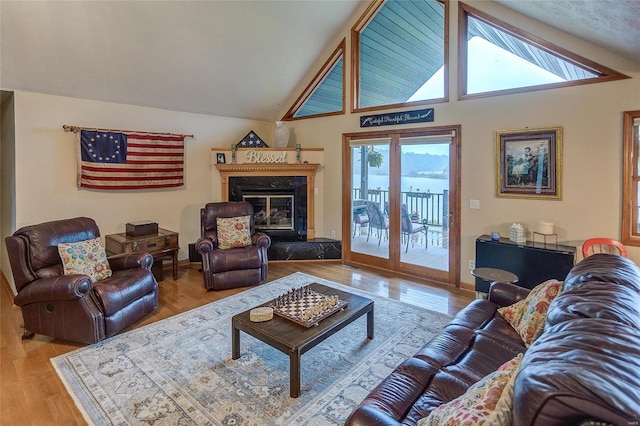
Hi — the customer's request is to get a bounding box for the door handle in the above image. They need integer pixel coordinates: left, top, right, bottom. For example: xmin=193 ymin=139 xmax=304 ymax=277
xmin=448 ymin=211 xmax=455 ymax=229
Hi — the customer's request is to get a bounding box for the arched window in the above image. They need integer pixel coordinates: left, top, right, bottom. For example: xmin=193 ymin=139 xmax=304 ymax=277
xmin=458 ymin=3 xmax=629 ymax=99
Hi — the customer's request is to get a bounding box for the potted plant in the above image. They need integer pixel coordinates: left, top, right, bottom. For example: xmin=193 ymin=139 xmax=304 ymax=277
xmin=367 ymin=147 xmax=383 ymax=168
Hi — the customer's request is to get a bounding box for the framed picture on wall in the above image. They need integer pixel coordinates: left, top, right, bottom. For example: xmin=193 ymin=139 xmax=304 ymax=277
xmin=216 ymin=153 xmax=226 ymax=164
xmin=495 ymin=127 xmax=562 ymax=199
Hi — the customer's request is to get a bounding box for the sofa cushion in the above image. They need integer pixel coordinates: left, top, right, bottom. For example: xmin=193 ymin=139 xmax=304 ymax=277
xmin=498 ymin=279 xmax=562 ymax=346
xmin=418 ymin=354 xmax=522 ymax=426
xmin=546 ymin=280 xmax=640 ymax=329
xmin=563 ymin=253 xmax=640 ymax=294
xmin=58 ymin=237 xmax=112 ymax=282
xmin=514 ymin=319 xmax=640 ymax=426
xmin=216 ymin=215 xmax=252 ymax=249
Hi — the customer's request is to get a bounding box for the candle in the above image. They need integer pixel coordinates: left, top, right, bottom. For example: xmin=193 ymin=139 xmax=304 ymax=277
xmin=537 ymin=221 xmax=554 ymax=235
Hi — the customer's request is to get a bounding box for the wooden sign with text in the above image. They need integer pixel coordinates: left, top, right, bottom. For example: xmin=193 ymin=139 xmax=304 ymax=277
xmin=360 ymin=108 xmax=434 ymax=127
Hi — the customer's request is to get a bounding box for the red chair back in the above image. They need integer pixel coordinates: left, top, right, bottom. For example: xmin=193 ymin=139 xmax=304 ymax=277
xmin=582 ymin=238 xmax=627 ymax=258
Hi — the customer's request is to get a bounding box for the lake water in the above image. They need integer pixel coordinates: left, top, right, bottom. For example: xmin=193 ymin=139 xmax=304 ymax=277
xmin=354 ymin=174 xmax=449 ymax=194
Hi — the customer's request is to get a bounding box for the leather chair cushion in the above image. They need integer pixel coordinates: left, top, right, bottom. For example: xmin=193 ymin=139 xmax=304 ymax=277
xmin=36 ymin=264 xmax=64 ymax=280
xmin=93 ymin=268 xmax=157 ymax=316
xmin=17 ymin=217 xmax=100 ymax=271
xmin=208 ymin=245 xmax=263 ymax=273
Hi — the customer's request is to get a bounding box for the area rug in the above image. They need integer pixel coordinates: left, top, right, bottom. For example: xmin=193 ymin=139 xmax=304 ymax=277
xmin=52 ymin=272 xmax=452 ymax=425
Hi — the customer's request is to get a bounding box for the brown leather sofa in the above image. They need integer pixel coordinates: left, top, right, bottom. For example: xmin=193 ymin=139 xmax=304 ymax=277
xmin=5 ymin=217 xmax=158 ymax=344
xmin=346 ymin=254 xmax=640 ymax=425
xmin=195 ymin=201 xmax=271 ymax=290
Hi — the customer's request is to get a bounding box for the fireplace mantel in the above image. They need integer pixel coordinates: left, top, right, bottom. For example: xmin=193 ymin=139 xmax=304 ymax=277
xmin=215 ymin=163 xmax=321 ymax=239
xmin=215 ymin=163 xmax=320 ymax=174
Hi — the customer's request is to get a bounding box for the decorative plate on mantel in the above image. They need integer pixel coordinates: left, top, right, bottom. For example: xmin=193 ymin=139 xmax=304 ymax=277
xmin=236 ymin=130 xmax=268 ymax=148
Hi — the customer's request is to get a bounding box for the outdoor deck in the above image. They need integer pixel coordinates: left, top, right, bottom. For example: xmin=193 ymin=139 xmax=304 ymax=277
xmin=350 ymin=226 xmax=448 ymax=271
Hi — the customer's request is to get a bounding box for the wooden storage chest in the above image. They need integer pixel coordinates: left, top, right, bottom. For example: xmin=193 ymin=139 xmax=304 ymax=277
xmin=105 ymin=228 xmax=179 ymax=280
xmin=106 ymin=228 xmax=178 ymax=254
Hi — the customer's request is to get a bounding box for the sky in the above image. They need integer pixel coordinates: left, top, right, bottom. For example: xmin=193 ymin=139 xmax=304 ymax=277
xmin=407 ymin=36 xmax=568 ymax=101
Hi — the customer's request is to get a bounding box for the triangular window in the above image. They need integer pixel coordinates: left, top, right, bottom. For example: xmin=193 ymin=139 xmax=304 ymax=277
xmin=459 ymin=3 xmax=629 ymax=98
xmin=353 ymin=0 xmax=447 ymax=112
xmin=283 ymin=39 xmax=345 ymax=120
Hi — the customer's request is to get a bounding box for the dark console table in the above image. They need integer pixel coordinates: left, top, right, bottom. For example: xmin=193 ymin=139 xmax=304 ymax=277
xmin=475 ymin=234 xmax=576 ymax=293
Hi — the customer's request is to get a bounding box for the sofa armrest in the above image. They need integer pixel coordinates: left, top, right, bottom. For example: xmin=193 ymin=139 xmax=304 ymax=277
xmin=346 ymin=405 xmax=402 ymax=426
xmin=489 ymin=282 xmax=530 ymax=307
xmin=108 ymin=252 xmax=154 ymax=271
xmin=14 ymin=275 xmax=92 ymax=306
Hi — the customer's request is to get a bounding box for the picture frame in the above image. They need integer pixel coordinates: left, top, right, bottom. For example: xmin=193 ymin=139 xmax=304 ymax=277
xmin=496 ymin=127 xmax=562 ymax=199
xmin=216 ymin=153 xmax=226 ymax=164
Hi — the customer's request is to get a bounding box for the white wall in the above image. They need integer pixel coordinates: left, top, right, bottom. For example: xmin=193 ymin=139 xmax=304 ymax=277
xmin=6 ymin=91 xmax=275 ymax=293
xmin=280 ymin=0 xmax=640 ymax=286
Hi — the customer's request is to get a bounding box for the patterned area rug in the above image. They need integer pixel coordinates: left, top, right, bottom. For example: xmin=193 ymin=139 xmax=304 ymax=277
xmin=52 ymin=272 xmax=451 ymax=425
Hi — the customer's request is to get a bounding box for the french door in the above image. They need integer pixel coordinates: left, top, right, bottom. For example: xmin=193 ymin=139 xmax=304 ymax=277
xmin=342 ymin=126 xmax=460 ymax=286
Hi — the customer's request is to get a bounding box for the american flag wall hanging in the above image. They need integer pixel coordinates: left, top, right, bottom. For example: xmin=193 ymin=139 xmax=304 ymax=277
xmin=76 ymin=129 xmax=186 ymax=190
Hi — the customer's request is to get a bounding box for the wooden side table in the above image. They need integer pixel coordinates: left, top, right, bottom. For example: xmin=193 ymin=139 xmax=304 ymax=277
xmin=105 ymin=228 xmax=180 ymax=280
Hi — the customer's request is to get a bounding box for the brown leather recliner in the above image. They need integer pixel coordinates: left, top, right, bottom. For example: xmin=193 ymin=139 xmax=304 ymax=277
xmin=195 ymin=201 xmax=271 ymax=290
xmin=5 ymin=217 xmax=158 ymax=344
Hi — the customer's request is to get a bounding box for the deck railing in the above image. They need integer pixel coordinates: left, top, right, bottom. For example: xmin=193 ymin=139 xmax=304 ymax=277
xmin=352 ymin=188 xmax=449 ymax=227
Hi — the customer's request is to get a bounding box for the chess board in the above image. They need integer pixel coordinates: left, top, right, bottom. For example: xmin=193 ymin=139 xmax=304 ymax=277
xmin=270 ymin=285 xmax=348 ymax=328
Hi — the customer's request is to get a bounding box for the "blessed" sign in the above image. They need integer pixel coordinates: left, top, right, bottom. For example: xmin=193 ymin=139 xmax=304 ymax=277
xmin=244 ymin=149 xmax=288 ymax=163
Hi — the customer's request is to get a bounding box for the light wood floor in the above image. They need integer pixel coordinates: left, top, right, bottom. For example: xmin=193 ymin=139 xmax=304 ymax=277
xmin=1 ymin=261 xmax=474 ymax=425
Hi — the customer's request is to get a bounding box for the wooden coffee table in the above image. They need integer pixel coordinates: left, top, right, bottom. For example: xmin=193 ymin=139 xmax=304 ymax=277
xmin=231 ymin=283 xmax=374 ymax=398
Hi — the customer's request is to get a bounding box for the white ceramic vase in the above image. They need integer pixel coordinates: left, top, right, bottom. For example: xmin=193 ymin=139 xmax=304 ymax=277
xmin=275 ymin=121 xmax=290 ymax=148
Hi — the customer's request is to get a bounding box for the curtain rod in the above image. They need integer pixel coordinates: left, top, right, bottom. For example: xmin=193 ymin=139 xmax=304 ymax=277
xmin=62 ymin=124 xmax=194 ymax=139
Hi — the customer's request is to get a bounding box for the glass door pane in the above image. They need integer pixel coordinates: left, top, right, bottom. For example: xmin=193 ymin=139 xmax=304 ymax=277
xmin=350 ymin=139 xmax=390 ymax=260
xmin=399 ymin=137 xmax=450 ymax=271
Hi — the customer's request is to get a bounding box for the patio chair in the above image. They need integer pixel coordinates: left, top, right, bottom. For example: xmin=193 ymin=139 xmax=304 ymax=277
xmin=401 ymin=205 xmax=428 ymax=253
xmin=363 ymin=201 xmax=388 ymax=246
xmin=352 ymin=200 xmax=369 ymax=237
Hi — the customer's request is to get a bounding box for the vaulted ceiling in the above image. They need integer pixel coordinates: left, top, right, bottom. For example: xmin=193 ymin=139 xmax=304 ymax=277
xmin=1 ymin=1 xmax=638 ymax=122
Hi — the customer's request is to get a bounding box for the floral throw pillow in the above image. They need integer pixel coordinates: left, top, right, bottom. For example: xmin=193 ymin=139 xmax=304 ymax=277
xmin=217 ymin=215 xmax=252 ymax=250
xmin=418 ymin=354 xmax=523 ymax=426
xmin=497 ymin=279 xmax=563 ymax=347
xmin=57 ymin=237 xmax=112 ymax=283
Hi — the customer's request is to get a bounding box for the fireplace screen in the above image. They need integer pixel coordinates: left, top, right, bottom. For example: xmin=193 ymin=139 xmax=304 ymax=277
xmin=244 ymin=195 xmax=294 ymax=230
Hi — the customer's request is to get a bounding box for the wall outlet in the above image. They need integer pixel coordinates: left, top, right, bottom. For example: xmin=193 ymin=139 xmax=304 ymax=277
xmin=331 ymin=230 xmax=336 ymax=238
xmin=469 ymin=259 xmax=475 ymax=270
